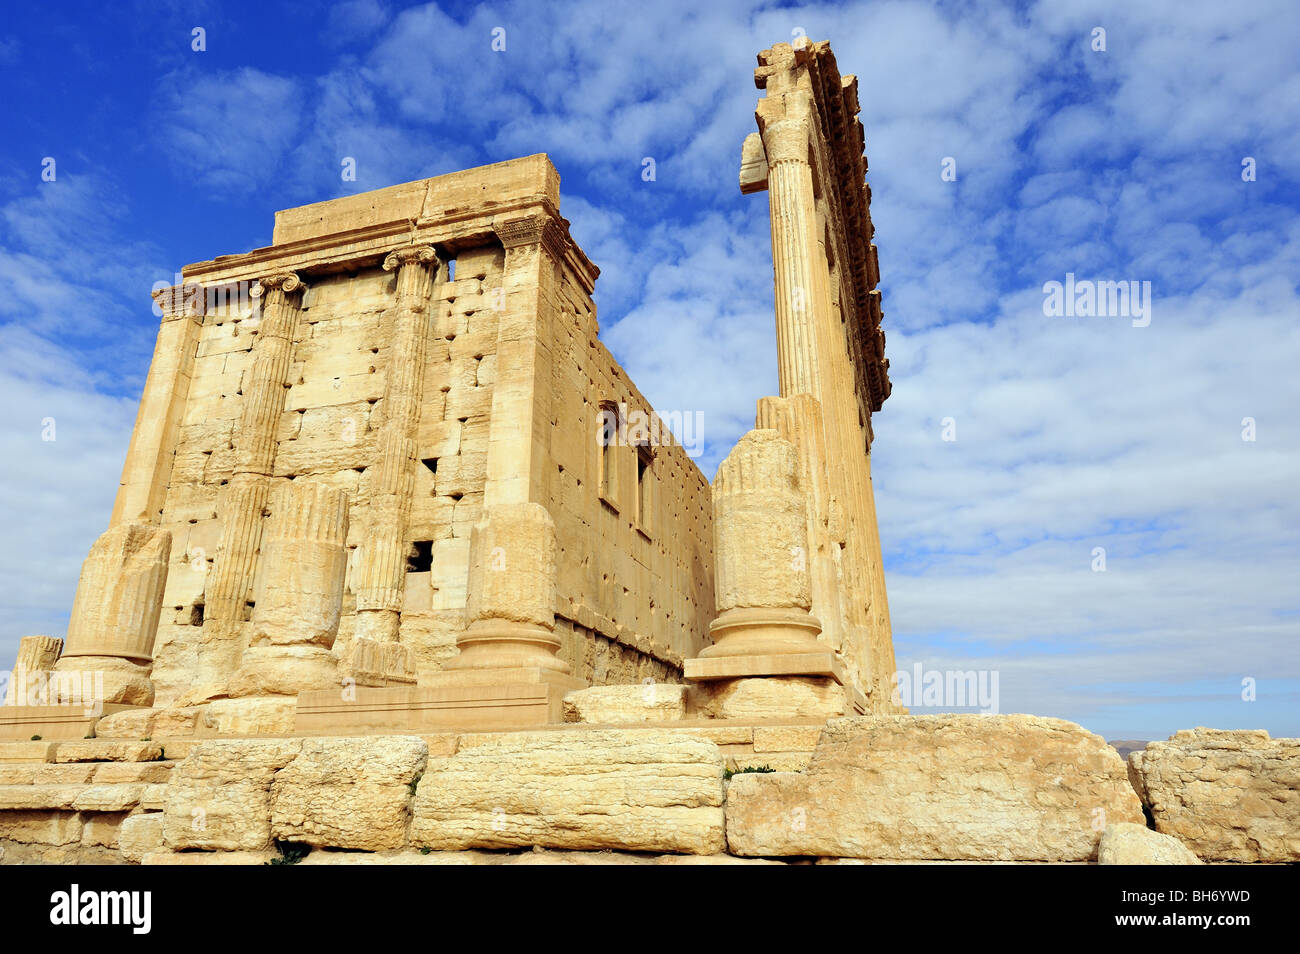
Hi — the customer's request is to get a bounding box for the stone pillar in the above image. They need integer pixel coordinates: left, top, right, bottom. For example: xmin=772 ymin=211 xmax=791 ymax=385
xmin=200 ymin=272 xmax=306 ymax=690
xmin=685 ymin=429 xmax=849 ymax=720
xmin=4 ymin=635 xmax=62 ymax=706
xmin=698 ymin=429 xmax=824 ymax=660
xmin=52 ymin=523 xmax=171 ymax=706
xmin=441 ymin=502 xmax=569 ymax=674
xmin=227 ymin=481 xmax=349 ymax=697
xmin=110 ymin=283 xmax=205 ymax=526
xmin=755 ymin=394 xmax=851 ymax=666
xmin=482 ymin=212 xmax=565 ymax=505
xmin=352 ymin=246 xmax=441 ymax=646
xmin=763 ymin=114 xmax=833 ymax=400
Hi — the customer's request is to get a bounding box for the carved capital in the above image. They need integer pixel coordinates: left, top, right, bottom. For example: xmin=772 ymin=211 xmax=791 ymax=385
xmin=383 ymin=245 xmax=440 ymax=272
xmin=151 ymin=283 xmax=206 ymax=321
xmin=763 ymin=119 xmax=811 ymax=166
xmin=494 ymin=212 xmax=568 ymax=262
xmin=250 ymin=272 xmax=306 ymax=299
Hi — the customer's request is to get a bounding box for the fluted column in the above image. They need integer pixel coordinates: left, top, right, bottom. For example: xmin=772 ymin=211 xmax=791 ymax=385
xmin=52 ymin=523 xmax=172 ymax=706
xmin=353 ymin=246 xmax=441 ymax=644
xmin=110 ymin=284 xmax=205 ymax=526
xmin=227 ymin=481 xmax=350 ymax=696
xmin=441 ymin=502 xmax=570 ymax=674
xmin=764 ymin=116 xmax=831 ymax=400
xmin=698 ymin=429 xmax=824 ymax=659
xmin=199 ymin=272 xmax=306 ymax=688
xmin=4 ymin=635 xmax=62 ymax=706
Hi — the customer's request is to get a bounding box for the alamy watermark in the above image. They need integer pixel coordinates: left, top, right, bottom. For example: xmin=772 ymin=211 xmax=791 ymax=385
xmin=892 ymin=664 xmax=1000 ymax=713
xmin=1042 ymin=273 xmax=1152 ymax=327
xmin=597 ymin=401 xmax=704 ymax=458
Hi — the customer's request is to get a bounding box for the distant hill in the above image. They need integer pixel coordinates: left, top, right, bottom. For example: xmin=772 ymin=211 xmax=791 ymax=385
xmin=1109 ymin=740 xmax=1150 ymax=760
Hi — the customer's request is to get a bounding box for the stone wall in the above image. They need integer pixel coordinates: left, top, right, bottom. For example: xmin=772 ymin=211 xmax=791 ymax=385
xmin=541 ymin=261 xmax=714 ymax=676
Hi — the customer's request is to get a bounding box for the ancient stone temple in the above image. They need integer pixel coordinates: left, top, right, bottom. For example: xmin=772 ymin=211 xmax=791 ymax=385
xmin=3 ymin=40 xmax=1258 ymax=867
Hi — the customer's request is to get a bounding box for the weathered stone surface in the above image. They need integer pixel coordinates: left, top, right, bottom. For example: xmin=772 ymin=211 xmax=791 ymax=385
xmin=72 ymin=784 xmax=144 ymax=812
xmin=725 ymin=715 xmax=1143 ymax=860
xmin=202 ymin=698 xmax=296 ymax=736
xmin=93 ymin=706 xmax=206 ymax=740
xmin=563 ymin=684 xmax=687 ymax=723
xmin=410 ymin=729 xmax=725 ymax=854
xmin=270 ymin=736 xmax=426 ymax=850
xmin=693 ymin=676 xmax=845 ymax=720
xmin=0 ymin=809 xmax=82 ymax=845
xmin=1098 ymin=822 xmax=1201 ymax=865
xmin=119 ymin=812 xmax=164 ymax=862
xmin=54 ymin=740 xmax=163 ymax=763
xmin=1128 ymin=728 xmax=1300 ymax=862
xmin=80 ymin=812 xmax=128 ymax=849
xmin=163 ymin=739 xmax=302 ymax=851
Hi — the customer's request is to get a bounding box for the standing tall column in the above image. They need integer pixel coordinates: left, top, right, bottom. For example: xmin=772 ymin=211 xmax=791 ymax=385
xmin=353 ymin=246 xmax=441 ymax=644
xmin=199 ymin=272 xmax=306 ymax=689
xmin=111 ymin=283 xmax=206 ymax=526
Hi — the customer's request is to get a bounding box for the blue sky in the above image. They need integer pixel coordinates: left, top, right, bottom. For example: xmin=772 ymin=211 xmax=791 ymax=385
xmin=1 ymin=0 xmax=1297 ymax=740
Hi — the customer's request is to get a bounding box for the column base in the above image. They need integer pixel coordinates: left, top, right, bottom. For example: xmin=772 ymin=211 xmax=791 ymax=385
xmin=685 ymin=651 xmax=846 ymax=684
xmin=226 ymin=645 xmax=340 ymax=698
xmin=52 ymin=655 xmax=155 ymax=708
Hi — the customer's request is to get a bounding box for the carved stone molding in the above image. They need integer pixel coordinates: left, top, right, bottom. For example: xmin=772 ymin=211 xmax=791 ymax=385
xmin=494 ymin=212 xmax=568 ymax=262
xmin=151 ymin=283 xmax=207 ymax=321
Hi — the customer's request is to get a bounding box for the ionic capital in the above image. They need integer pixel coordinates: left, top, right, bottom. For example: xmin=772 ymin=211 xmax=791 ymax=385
xmin=251 ymin=272 xmax=307 ymax=299
xmin=383 ymin=244 xmax=440 ymax=273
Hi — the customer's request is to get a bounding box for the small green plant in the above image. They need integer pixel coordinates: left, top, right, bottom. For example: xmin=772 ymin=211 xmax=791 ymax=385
xmin=724 ymin=765 xmax=776 ymax=780
xmin=420 ymin=846 xmax=431 ymax=855
xmin=141 ymin=736 xmax=152 ymax=742
xmin=30 ymin=735 xmax=41 ymax=741
xmin=408 ymin=771 xmax=424 ymax=797
xmin=267 ymin=840 xmax=311 ymax=866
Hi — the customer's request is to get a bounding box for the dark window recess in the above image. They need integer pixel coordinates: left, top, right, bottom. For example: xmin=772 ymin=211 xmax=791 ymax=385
xmin=422 ymin=457 xmax=439 ymax=474
xmin=190 ymin=603 xmax=205 ymax=626
xmin=407 ymin=541 xmax=433 ymax=572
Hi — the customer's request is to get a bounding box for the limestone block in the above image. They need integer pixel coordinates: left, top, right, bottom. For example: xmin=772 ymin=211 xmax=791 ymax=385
xmin=163 ymin=739 xmax=303 ymax=851
xmin=93 ymin=706 xmax=206 ymax=740
xmin=410 ymin=729 xmax=726 ymax=854
xmin=1128 ymin=728 xmax=1300 ymax=862
xmin=93 ymin=761 xmax=174 ymax=784
xmin=72 ymin=784 xmax=145 ymax=812
xmin=1098 ymin=823 xmax=1201 ymax=865
xmin=119 ymin=812 xmax=164 ymax=862
xmin=202 ymin=698 xmax=297 ymax=736
xmin=81 ymin=813 xmax=129 ymax=847
xmin=562 ymin=684 xmax=687 ymax=724
xmin=692 ymin=677 xmax=845 ymax=720
xmin=0 ymin=810 xmax=82 ymax=845
xmin=270 ymin=736 xmax=427 ymax=850
xmin=54 ymin=741 xmax=163 ymax=763
xmin=725 ymin=715 xmax=1143 ymax=860
xmin=0 ymin=785 xmax=85 ymax=810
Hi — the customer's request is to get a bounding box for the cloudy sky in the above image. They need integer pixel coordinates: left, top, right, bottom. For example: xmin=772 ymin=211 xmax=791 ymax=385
xmin=1 ymin=0 xmax=1296 ymax=739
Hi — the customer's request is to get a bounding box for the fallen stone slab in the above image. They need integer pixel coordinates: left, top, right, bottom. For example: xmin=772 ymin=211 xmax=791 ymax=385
xmin=1128 ymin=728 xmax=1300 ymax=862
xmin=410 ymin=728 xmax=726 ymax=854
xmin=162 ymin=739 xmax=302 ymax=851
xmin=725 ymin=714 xmax=1143 ymax=860
xmin=563 ymin=684 xmax=688 ymax=724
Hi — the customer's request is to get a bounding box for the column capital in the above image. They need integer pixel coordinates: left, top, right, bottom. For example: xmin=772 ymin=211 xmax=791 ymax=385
xmin=251 ymin=271 xmax=307 ymax=298
xmin=493 ymin=211 xmax=568 ymax=261
xmin=763 ymin=118 xmax=811 ymax=166
xmin=151 ymin=283 xmax=206 ymax=322
xmin=383 ymin=244 xmax=440 ymax=272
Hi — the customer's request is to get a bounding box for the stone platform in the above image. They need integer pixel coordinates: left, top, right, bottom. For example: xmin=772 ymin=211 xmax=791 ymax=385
xmin=0 ymin=712 xmax=1269 ymax=866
